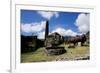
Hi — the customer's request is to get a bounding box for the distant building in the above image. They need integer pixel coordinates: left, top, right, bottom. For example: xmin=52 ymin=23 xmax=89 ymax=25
xmin=21 ymin=35 xmax=37 ymax=53
xmin=21 ymin=35 xmax=45 ymax=53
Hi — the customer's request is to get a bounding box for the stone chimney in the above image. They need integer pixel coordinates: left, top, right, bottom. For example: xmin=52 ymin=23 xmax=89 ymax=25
xmin=45 ymin=21 xmax=49 ymax=40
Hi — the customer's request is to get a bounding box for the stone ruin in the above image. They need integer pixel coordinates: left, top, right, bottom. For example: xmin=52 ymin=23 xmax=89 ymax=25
xmin=44 ymin=21 xmax=66 ymax=55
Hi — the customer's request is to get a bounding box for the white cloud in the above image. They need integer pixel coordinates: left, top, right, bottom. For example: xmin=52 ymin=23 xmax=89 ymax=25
xmin=38 ymin=31 xmax=45 ymax=39
xmin=31 ymin=21 xmax=46 ymax=32
xmin=75 ymin=13 xmax=89 ymax=33
xmin=51 ymin=27 xmax=78 ymax=36
xmin=37 ymin=11 xmax=59 ymax=20
xmin=21 ymin=23 xmax=32 ymax=33
xmin=21 ymin=21 xmax=46 ymax=33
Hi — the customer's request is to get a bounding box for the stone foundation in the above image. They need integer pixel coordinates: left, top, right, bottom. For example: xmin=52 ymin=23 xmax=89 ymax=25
xmin=45 ymin=47 xmax=66 ymax=55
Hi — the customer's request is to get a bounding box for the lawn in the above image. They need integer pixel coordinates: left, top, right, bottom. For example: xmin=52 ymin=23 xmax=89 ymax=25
xmin=21 ymin=44 xmax=89 ymax=63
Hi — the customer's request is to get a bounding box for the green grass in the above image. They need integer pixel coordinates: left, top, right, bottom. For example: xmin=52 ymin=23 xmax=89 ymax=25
xmin=21 ymin=44 xmax=89 ymax=63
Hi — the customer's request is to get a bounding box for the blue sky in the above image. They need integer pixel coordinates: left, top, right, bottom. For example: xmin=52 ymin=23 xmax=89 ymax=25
xmin=21 ymin=9 xmax=89 ymax=39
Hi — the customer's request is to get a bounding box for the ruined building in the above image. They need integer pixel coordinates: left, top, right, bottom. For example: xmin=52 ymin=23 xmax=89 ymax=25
xmin=44 ymin=21 xmax=66 ymax=55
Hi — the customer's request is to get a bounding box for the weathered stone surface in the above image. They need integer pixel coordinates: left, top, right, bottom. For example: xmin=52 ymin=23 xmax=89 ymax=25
xmin=45 ymin=32 xmax=64 ymax=47
xmin=45 ymin=47 xmax=66 ymax=55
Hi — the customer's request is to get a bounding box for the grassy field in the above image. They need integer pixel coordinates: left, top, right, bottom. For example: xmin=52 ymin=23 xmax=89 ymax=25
xmin=21 ymin=44 xmax=89 ymax=63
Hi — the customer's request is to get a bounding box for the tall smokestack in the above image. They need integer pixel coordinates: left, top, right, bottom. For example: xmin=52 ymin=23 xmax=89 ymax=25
xmin=45 ymin=21 xmax=49 ymax=40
